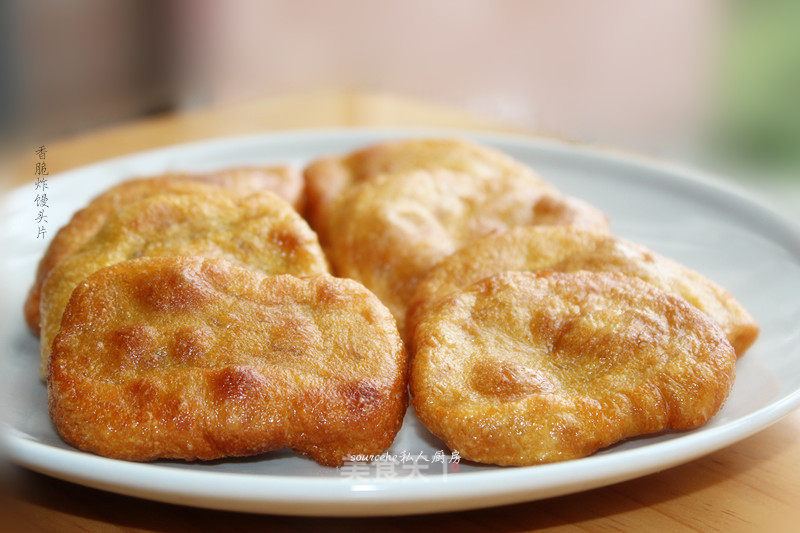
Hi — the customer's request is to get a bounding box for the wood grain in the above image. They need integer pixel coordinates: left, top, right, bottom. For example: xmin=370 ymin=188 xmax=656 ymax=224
xmin=3 ymin=90 xmax=798 ymax=531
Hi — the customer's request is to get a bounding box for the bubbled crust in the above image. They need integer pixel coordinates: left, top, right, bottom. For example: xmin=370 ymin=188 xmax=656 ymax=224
xmin=187 ymin=166 xmax=304 ymax=210
xmin=303 ymin=138 xmax=557 ymax=246
xmin=411 ymin=271 xmax=736 ymax=466
xmin=49 ymin=257 xmax=407 ymax=466
xmin=24 ymin=166 xmax=301 ymax=335
xmin=323 ymin=169 xmax=609 ymax=333
xmin=39 ymin=188 xmax=328 ymax=376
xmin=407 ymin=227 xmax=759 ymax=355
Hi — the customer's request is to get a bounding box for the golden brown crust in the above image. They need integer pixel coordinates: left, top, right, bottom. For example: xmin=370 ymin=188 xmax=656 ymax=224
xmin=303 ymin=138 xmax=557 ymax=245
xmin=25 ymin=166 xmax=301 ymax=335
xmin=185 ymin=166 xmax=304 ymax=210
xmin=303 ymin=139 xmax=609 ymax=332
xmin=49 ymin=257 xmax=407 ymax=466
xmin=326 ymin=171 xmax=608 ymax=333
xmin=39 ymin=188 xmax=328 ymax=377
xmin=407 ymin=227 xmax=759 ymax=355
xmin=410 ymin=271 xmax=736 ymax=466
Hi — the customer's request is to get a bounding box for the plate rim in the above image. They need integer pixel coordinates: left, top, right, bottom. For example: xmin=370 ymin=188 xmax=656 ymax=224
xmin=4 ymin=127 xmax=800 ymax=516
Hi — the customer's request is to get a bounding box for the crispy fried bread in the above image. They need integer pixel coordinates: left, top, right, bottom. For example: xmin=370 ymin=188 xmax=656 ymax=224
xmin=39 ymin=188 xmax=327 ymax=376
xmin=411 ymin=271 xmax=736 ymax=465
xmin=25 ymin=166 xmax=301 ymax=334
xmin=408 ymin=227 xmax=758 ymax=354
xmin=49 ymin=257 xmax=406 ymax=465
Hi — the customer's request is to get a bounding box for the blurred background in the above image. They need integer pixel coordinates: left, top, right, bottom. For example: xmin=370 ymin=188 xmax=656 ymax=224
xmin=1 ymin=0 xmax=798 ymax=214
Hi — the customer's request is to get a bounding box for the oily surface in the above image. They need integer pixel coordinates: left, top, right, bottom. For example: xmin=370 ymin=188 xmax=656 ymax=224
xmin=304 ymin=138 xmax=608 ymax=333
xmin=408 ymin=227 xmax=759 ymax=355
xmin=411 ymin=271 xmax=736 ymax=466
xmin=303 ymin=138 xmax=557 ymax=245
xmin=39 ymin=188 xmax=328 ymax=376
xmin=324 ymin=169 xmax=609 ymax=333
xmin=184 ymin=166 xmax=304 ymax=209
xmin=25 ymin=166 xmax=301 ymax=334
xmin=49 ymin=257 xmax=407 ymax=466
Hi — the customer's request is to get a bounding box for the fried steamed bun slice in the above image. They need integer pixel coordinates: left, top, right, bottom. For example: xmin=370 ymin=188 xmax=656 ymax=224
xmin=411 ymin=271 xmax=736 ymax=466
xmin=303 ymin=138 xmax=558 ymax=245
xmin=323 ymin=168 xmax=609 ymax=334
xmin=407 ymin=227 xmax=758 ymax=355
xmin=186 ymin=166 xmax=304 ymax=210
xmin=25 ymin=165 xmax=301 ymax=335
xmin=39 ymin=188 xmax=328 ymax=376
xmin=49 ymin=257 xmax=407 ymax=466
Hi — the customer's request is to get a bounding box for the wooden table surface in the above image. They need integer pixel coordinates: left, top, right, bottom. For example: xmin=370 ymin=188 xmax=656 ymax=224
xmin=4 ymin=90 xmax=799 ymax=532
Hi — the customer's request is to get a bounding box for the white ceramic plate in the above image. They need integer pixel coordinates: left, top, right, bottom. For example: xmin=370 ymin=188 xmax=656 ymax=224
xmin=3 ymin=129 xmax=800 ymax=517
